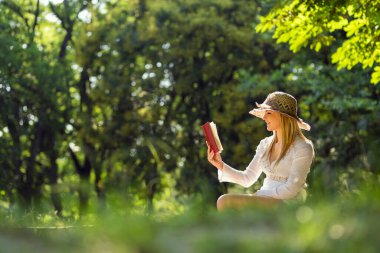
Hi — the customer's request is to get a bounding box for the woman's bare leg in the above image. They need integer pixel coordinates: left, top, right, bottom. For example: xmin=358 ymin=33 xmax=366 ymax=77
xmin=216 ymin=193 xmax=281 ymax=211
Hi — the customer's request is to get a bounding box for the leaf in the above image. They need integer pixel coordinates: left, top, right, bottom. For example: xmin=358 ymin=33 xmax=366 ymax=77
xmin=370 ymin=66 xmax=380 ymax=84
xmin=344 ymin=18 xmax=368 ymax=37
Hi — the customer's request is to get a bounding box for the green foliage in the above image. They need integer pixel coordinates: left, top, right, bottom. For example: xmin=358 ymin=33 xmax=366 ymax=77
xmin=1 ymin=177 xmax=380 ymax=253
xmin=256 ymin=0 xmax=380 ymax=84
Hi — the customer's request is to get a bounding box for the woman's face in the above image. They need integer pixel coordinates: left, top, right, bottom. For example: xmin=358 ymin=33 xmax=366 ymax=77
xmin=263 ymin=110 xmax=281 ymax=131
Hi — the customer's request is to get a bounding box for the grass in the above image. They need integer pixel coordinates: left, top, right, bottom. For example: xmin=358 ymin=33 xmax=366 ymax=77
xmin=1 ymin=180 xmax=380 ymax=253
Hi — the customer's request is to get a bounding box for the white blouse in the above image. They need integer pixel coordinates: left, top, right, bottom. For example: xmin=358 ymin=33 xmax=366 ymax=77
xmin=218 ymin=135 xmax=314 ymax=200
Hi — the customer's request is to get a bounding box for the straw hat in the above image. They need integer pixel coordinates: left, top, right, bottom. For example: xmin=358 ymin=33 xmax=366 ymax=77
xmin=249 ymin=91 xmax=311 ymax=131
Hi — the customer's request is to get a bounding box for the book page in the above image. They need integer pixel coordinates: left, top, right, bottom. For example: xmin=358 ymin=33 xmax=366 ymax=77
xmin=210 ymin=122 xmax=223 ymax=153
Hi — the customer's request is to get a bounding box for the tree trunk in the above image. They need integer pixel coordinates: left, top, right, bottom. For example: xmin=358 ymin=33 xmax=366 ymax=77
xmin=21 ymin=122 xmax=43 ymax=207
xmin=46 ymin=135 xmax=63 ymax=216
xmin=94 ymin=151 xmax=106 ymax=211
xmin=68 ymin=147 xmax=91 ymax=215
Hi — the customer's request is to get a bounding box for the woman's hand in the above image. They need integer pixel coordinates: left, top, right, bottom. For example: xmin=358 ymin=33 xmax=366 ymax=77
xmin=207 ymin=142 xmax=223 ymax=170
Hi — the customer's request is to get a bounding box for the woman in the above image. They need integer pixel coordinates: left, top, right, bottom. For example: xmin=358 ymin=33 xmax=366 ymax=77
xmin=207 ymin=91 xmax=314 ymax=211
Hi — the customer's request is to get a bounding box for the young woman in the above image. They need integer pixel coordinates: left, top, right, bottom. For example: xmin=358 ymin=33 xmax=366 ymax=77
xmin=207 ymin=91 xmax=314 ymax=211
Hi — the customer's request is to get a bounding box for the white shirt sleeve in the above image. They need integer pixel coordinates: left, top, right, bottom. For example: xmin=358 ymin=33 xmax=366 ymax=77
xmin=217 ymin=139 xmax=267 ymax=188
xmin=256 ymin=142 xmax=314 ymax=199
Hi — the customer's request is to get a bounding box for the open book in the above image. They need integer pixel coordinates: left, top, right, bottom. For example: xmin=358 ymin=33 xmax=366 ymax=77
xmin=201 ymin=121 xmax=223 ymax=154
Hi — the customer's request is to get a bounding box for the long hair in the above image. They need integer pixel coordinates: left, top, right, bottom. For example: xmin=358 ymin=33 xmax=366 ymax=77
xmin=268 ymin=114 xmax=309 ymax=164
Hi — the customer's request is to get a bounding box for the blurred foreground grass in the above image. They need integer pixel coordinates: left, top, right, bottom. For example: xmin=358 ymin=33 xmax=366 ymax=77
xmin=1 ymin=180 xmax=380 ymax=253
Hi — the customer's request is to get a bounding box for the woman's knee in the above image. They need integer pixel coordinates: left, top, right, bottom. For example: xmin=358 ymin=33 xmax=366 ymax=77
xmin=216 ymin=194 xmax=231 ymax=211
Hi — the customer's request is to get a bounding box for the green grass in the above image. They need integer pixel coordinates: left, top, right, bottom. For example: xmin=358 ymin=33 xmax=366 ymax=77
xmin=1 ymin=180 xmax=380 ymax=253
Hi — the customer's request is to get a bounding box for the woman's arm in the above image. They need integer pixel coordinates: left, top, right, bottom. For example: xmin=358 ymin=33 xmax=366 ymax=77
xmin=212 ymin=138 xmax=268 ymax=188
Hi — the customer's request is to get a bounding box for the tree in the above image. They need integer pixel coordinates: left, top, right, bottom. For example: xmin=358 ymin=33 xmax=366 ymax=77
xmin=256 ymin=0 xmax=380 ymax=84
xmin=0 ymin=0 xmax=71 ymax=214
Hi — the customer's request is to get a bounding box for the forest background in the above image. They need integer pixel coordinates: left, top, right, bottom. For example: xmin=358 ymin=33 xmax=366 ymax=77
xmin=0 ymin=0 xmax=379 ymax=252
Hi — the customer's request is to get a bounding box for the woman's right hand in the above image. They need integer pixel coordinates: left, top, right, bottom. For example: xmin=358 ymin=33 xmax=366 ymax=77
xmin=207 ymin=142 xmax=223 ymax=170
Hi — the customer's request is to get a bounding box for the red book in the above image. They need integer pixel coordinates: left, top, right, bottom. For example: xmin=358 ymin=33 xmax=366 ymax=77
xmin=201 ymin=121 xmax=223 ymax=154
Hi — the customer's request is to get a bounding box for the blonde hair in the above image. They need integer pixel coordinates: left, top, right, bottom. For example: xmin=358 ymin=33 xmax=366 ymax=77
xmin=268 ymin=114 xmax=308 ymax=164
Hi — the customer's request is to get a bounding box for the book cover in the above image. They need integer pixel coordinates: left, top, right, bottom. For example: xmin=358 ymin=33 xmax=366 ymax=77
xmin=201 ymin=121 xmax=223 ymax=154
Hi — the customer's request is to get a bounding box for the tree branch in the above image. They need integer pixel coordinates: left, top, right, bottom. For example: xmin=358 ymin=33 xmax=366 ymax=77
xmin=49 ymin=2 xmax=65 ymax=29
xmin=30 ymin=0 xmax=40 ymax=44
xmin=1 ymin=0 xmax=30 ymax=30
